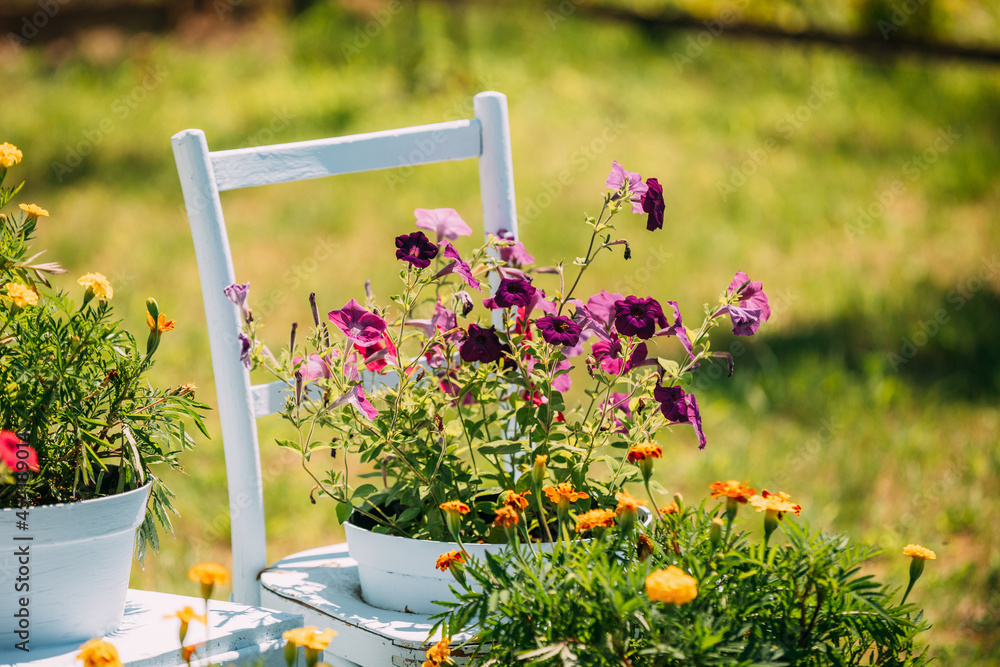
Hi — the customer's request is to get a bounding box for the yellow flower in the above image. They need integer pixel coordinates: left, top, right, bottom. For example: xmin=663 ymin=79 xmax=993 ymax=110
xmin=188 ymin=562 xmax=231 ymax=586
xmin=903 ymin=544 xmax=936 ymax=560
xmin=282 ymin=626 xmax=337 ymax=651
xmin=614 ymin=488 xmax=646 ymax=516
xmin=493 ymin=505 xmax=520 ymax=529
xmin=4 ymin=282 xmax=38 ymax=308
xmin=19 ymin=203 xmax=49 ymax=218
xmin=574 ymin=508 xmax=616 ymax=533
xmin=165 ymin=606 xmax=207 ymax=625
xmin=0 ymin=142 xmax=22 ymax=168
xmin=77 ymin=639 xmax=123 ymax=667
xmin=709 ymin=480 xmax=755 ymax=503
xmin=645 ymin=566 xmax=698 ymax=605
xmin=502 ymin=489 xmax=531 ymax=512
xmin=435 ymin=550 xmax=466 ymax=572
xmin=439 ymin=500 xmax=470 ymax=516
xmin=77 ymin=272 xmax=113 ymax=301
xmin=147 ymin=311 xmax=176 ymax=332
xmin=422 ymin=636 xmax=451 ymax=667
xmin=749 ymin=490 xmax=801 ymax=519
xmin=543 ymin=482 xmax=588 ymax=508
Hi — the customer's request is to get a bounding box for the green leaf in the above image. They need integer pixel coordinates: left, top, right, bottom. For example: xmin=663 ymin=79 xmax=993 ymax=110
xmin=335 ymin=502 xmax=352 ymax=524
xmin=477 ymin=440 xmax=523 ymax=456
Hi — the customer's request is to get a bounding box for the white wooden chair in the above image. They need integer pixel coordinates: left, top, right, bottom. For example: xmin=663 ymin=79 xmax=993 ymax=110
xmin=171 ymin=92 xmax=518 ymax=666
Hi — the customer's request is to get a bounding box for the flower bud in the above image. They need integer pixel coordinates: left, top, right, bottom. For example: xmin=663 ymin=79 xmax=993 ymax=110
xmin=532 ymin=454 xmax=548 ymax=487
xmin=710 ymin=517 xmax=724 ymax=549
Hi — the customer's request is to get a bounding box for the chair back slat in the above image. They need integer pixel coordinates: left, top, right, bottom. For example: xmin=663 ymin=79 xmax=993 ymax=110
xmin=211 ymin=119 xmax=482 ymax=192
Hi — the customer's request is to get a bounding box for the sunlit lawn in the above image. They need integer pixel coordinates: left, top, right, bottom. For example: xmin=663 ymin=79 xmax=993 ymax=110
xmin=3 ymin=4 xmax=999 ymax=662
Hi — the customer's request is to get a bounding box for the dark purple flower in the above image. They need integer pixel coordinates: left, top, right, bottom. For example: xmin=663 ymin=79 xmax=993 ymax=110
xmin=653 ymin=385 xmax=707 ymax=449
xmin=536 ymin=315 xmax=582 ymax=347
xmin=415 ymin=208 xmax=472 ymax=242
xmin=484 ymin=277 xmax=537 ymax=310
xmin=238 ymin=332 xmax=252 ymax=370
xmin=460 ymin=324 xmax=503 ymax=363
xmin=224 ymin=282 xmax=251 ymax=322
xmin=606 ymin=161 xmax=648 ymax=213
xmin=436 ymin=242 xmax=481 ymax=291
xmin=640 ymin=178 xmax=665 ymax=231
xmin=613 ymin=296 xmax=668 ymax=340
xmin=724 ymin=271 xmax=771 ymax=336
xmin=497 ymin=229 xmax=535 ymax=266
xmin=395 ymin=231 xmax=439 ymax=269
xmin=328 ymin=299 xmax=387 ymax=346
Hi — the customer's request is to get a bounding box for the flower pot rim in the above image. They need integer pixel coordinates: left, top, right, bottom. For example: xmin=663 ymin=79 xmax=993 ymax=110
xmin=0 ymin=479 xmax=152 ymax=513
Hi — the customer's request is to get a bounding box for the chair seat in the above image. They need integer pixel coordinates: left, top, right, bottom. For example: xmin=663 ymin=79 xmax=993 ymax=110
xmin=260 ymin=544 xmax=474 ymax=667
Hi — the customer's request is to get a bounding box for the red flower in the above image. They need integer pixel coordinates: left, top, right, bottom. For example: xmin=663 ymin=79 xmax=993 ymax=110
xmin=0 ymin=431 xmax=39 ymax=472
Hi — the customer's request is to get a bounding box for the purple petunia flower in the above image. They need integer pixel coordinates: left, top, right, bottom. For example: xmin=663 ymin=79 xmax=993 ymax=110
xmin=592 ymin=336 xmax=623 ymax=374
xmin=551 ymin=357 xmax=574 ymax=393
xmin=436 ymin=242 xmax=481 ymax=291
xmin=613 ymin=296 xmax=668 ymax=340
xmin=460 ymin=324 xmax=503 ymax=363
xmin=606 ymin=161 xmax=648 ymax=214
xmin=586 ymin=290 xmax=626 ymax=330
xmin=224 ymin=282 xmax=251 ymax=322
xmin=331 ymin=385 xmax=378 ymax=422
xmin=484 ymin=277 xmax=538 ymax=310
xmin=654 ymin=300 xmax=695 ymax=361
xmin=328 ymin=299 xmax=387 ymax=346
xmin=395 ymin=230 xmax=439 ymax=269
xmin=406 ymin=301 xmax=461 ymax=343
xmin=293 ymin=353 xmax=334 ymax=381
xmin=723 ymin=271 xmax=771 ymax=336
xmin=238 ymin=332 xmax=253 ymax=370
xmin=414 ymin=208 xmax=473 ymax=242
xmin=536 ymin=315 xmax=583 ymax=347
xmin=497 ymin=229 xmax=536 ymax=267
xmin=641 ymin=178 xmax=665 ymax=232
xmin=653 ymin=385 xmax=707 ymax=449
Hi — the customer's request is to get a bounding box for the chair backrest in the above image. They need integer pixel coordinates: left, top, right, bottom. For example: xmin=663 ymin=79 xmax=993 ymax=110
xmin=171 ymin=92 xmax=518 ymax=604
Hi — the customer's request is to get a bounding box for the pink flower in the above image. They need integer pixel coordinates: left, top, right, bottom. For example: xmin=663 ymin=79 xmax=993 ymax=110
xmin=723 ymin=271 xmax=771 ymax=336
xmin=0 ymin=431 xmax=39 ymax=473
xmin=331 ymin=385 xmax=378 ymax=422
xmin=328 ymin=299 xmax=387 ymax=346
xmin=414 ymin=208 xmax=472 ymax=242
xmin=436 ymin=243 xmax=481 ymax=291
xmin=293 ymin=353 xmax=334 ymax=381
xmin=606 ymin=161 xmax=648 ymax=214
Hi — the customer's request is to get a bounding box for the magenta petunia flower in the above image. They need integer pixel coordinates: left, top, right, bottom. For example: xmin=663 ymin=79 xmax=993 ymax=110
xmin=414 ymin=208 xmax=473 ymax=242
xmin=586 ymin=290 xmax=626 ymax=330
xmin=238 ymin=332 xmax=253 ymax=370
xmin=406 ymin=300 xmax=460 ymax=340
xmin=536 ymin=315 xmax=582 ymax=347
xmin=606 ymin=160 xmax=648 ymax=213
xmin=331 ymin=385 xmax=378 ymax=422
xmin=354 ymin=332 xmax=397 ymax=374
xmin=0 ymin=431 xmax=39 ymax=472
xmin=436 ymin=242 xmax=481 ymax=291
xmin=613 ymin=296 xmax=668 ymax=340
xmin=484 ymin=277 xmax=538 ymax=310
xmin=224 ymin=282 xmax=251 ymax=322
xmin=395 ymin=230 xmax=439 ymax=269
xmin=328 ymin=299 xmax=388 ymax=346
xmin=653 ymin=385 xmax=707 ymax=449
xmin=460 ymin=324 xmax=503 ymax=363
xmin=641 ymin=178 xmax=665 ymax=231
xmin=497 ymin=229 xmax=535 ymax=266
xmin=592 ymin=336 xmax=623 ymax=374
xmin=724 ymin=271 xmax=771 ymax=336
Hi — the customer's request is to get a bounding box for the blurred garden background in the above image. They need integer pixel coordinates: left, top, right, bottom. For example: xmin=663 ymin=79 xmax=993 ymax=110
xmin=2 ymin=0 xmax=998 ymax=663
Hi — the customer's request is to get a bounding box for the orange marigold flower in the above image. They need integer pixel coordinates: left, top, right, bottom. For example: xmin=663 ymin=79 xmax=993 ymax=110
xmin=147 ymin=311 xmax=176 ymax=332
xmin=181 ymin=644 xmax=201 ymax=663
xmin=4 ymin=282 xmax=37 ymax=308
xmin=188 ymin=562 xmax=230 ymax=586
xmin=903 ymin=544 xmax=936 ymax=560
xmin=709 ymin=479 xmax=755 ymax=503
xmin=493 ymin=505 xmax=520 ymax=529
xmin=19 ymin=203 xmax=48 ymax=218
xmin=575 ymin=508 xmax=616 ymax=533
xmin=659 ymin=501 xmax=680 ymax=516
xmin=77 ymin=272 xmax=113 ymax=300
xmin=637 ymin=533 xmax=654 ymax=561
xmin=164 ymin=606 xmax=207 ymax=625
xmin=749 ymin=490 xmax=801 ymax=519
xmin=502 ymin=489 xmax=531 ymax=511
xmin=627 ymin=442 xmax=662 ymax=463
xmin=543 ymin=482 xmax=588 ymax=506
xmin=422 ymin=636 xmax=451 ymax=667
xmin=77 ymin=639 xmax=123 ymax=667
xmin=439 ymin=500 xmax=470 ymax=516
xmin=0 ymin=142 xmax=23 ymax=168
xmin=615 ymin=488 xmax=646 ymax=516
xmin=646 ymin=566 xmax=698 ymax=605
xmin=282 ymin=626 xmax=337 ymax=651
xmin=435 ymin=550 xmax=466 ymax=571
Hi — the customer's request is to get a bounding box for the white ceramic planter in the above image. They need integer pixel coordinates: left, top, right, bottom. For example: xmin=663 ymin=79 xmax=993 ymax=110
xmin=0 ymin=482 xmax=151 ymax=649
xmin=345 ymin=521 xmax=539 ymax=615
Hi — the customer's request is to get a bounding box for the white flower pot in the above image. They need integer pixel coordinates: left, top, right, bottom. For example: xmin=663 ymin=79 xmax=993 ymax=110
xmin=0 ymin=482 xmax=150 ymax=649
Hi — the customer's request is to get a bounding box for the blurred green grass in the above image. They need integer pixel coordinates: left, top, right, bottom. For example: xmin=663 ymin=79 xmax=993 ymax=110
xmin=2 ymin=3 xmax=999 ymax=663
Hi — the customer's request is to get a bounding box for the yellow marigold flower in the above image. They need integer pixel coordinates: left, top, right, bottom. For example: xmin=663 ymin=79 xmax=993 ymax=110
xmin=0 ymin=142 xmax=23 ymax=167
xmin=903 ymin=544 xmax=937 ymax=560
xmin=282 ymin=626 xmax=337 ymax=651
xmin=147 ymin=311 xmax=176 ymax=332
xmin=77 ymin=639 xmax=123 ymax=667
xmin=435 ymin=550 xmax=466 ymax=572
xmin=493 ymin=505 xmax=520 ymax=529
xmin=77 ymin=272 xmax=113 ymax=301
xmin=749 ymin=490 xmax=801 ymax=518
xmin=543 ymin=482 xmax=588 ymax=507
xmin=709 ymin=480 xmax=755 ymax=503
xmin=575 ymin=508 xmax=616 ymax=533
xmin=615 ymin=489 xmax=646 ymax=516
xmin=502 ymin=489 xmax=531 ymax=512
xmin=165 ymin=606 xmax=208 ymax=625
xmin=627 ymin=442 xmax=662 ymax=463
xmin=659 ymin=501 xmax=680 ymax=516
xmin=439 ymin=500 xmax=470 ymax=516
xmin=188 ymin=562 xmax=231 ymax=586
xmin=645 ymin=565 xmax=698 ymax=605
xmin=4 ymin=282 xmax=38 ymax=308
xmin=19 ymin=203 xmax=49 ymax=218
xmin=422 ymin=636 xmax=451 ymax=667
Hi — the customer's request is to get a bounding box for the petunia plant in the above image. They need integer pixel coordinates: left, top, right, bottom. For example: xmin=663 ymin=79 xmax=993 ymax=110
xmin=234 ymin=161 xmax=772 ymax=542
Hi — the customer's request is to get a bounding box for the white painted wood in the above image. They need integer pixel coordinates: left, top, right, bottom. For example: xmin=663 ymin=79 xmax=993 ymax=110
xmin=0 ymin=483 xmax=150 ymax=651
xmin=211 ymin=120 xmax=482 ymax=192
xmin=0 ymin=589 xmax=305 ymax=666
xmin=172 ymin=129 xmax=267 ymax=606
